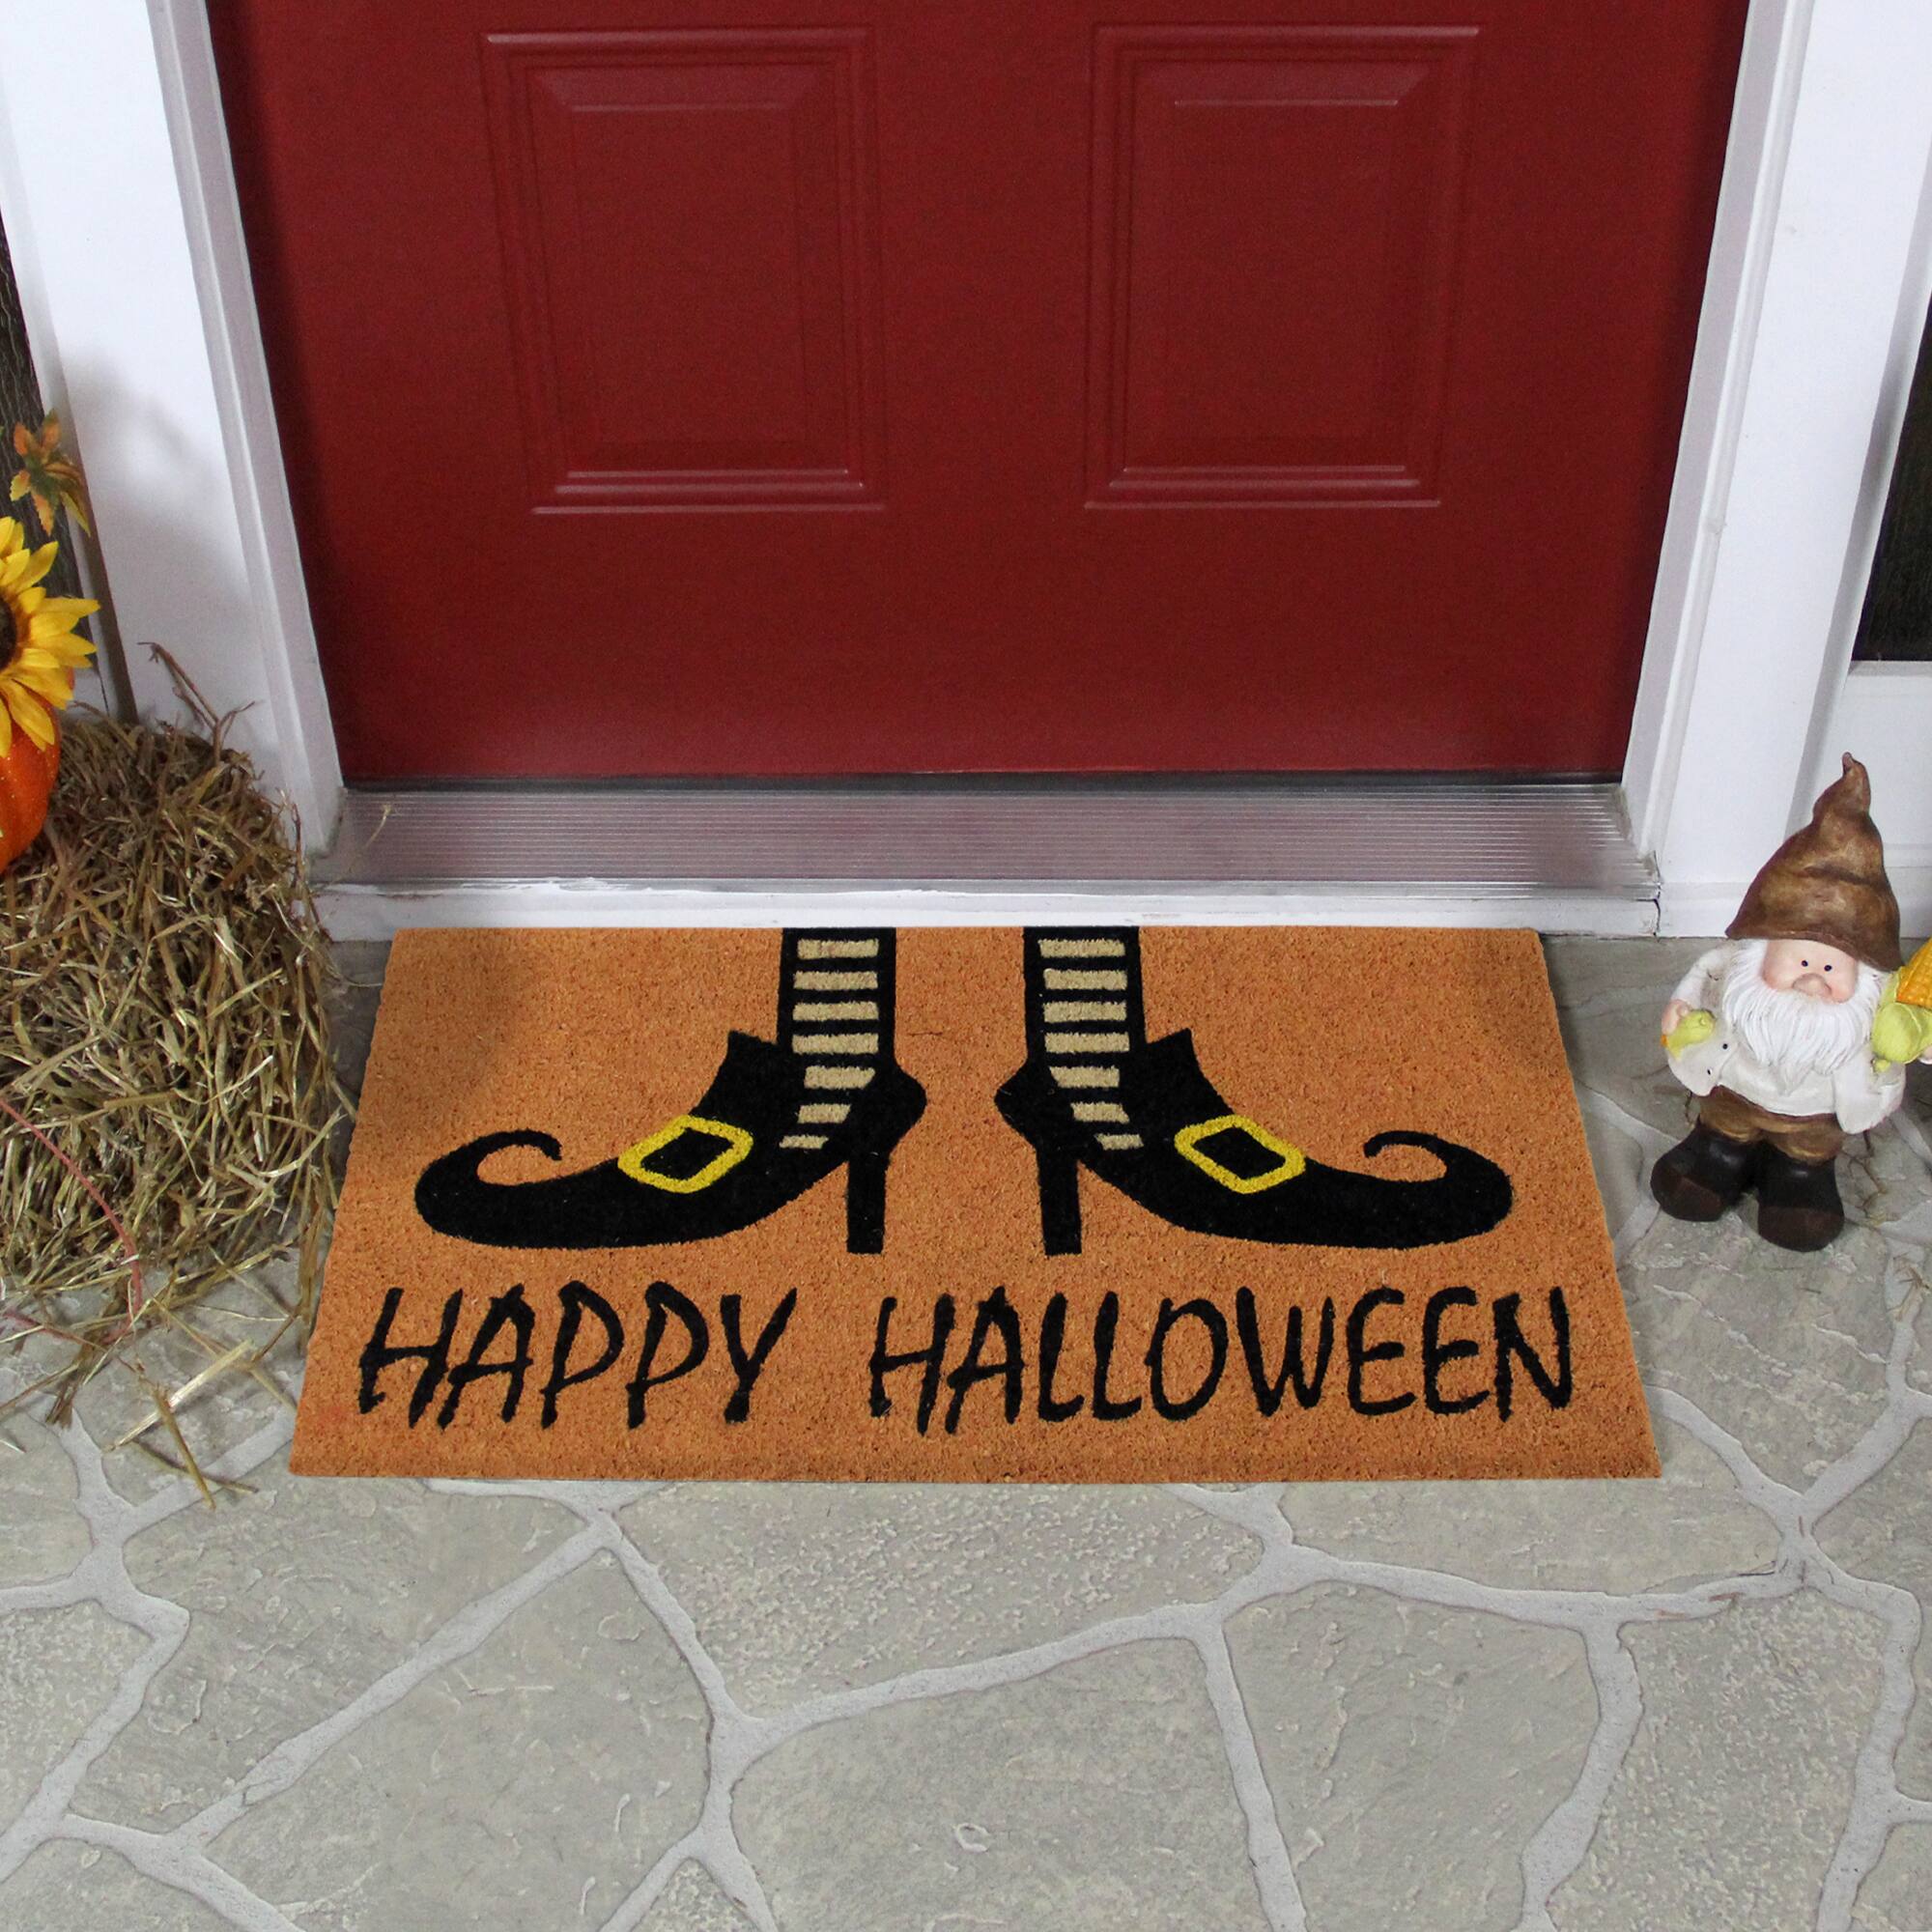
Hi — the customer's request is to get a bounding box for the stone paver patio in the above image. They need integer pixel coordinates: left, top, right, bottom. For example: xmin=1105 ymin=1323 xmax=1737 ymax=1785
xmin=3 ymin=936 xmax=1930 ymax=1930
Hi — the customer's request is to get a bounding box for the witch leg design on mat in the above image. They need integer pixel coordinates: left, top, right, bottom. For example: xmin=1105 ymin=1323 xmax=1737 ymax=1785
xmin=995 ymin=927 xmax=1513 ymax=1255
xmin=414 ymin=930 xmax=924 ymax=1253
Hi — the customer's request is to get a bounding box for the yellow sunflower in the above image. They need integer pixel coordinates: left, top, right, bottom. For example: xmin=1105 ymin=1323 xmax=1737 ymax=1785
xmin=0 ymin=515 xmax=97 ymax=754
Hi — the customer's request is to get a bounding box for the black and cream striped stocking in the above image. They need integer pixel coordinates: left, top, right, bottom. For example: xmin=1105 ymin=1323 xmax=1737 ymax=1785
xmin=1021 ymin=927 xmax=1147 ymax=1151
xmin=778 ymin=930 xmax=895 ymax=1151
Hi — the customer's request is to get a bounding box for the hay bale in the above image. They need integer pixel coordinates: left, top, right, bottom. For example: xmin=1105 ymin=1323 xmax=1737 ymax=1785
xmin=0 ymin=681 xmax=347 ymax=1466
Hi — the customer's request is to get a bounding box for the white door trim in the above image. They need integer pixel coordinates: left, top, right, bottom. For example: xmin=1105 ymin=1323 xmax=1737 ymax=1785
xmin=1807 ymin=59 xmax=1932 ymax=935
xmin=1634 ymin=0 xmax=1932 ymax=935
xmin=1618 ymin=0 xmax=1809 ymax=862
xmin=3 ymin=0 xmax=1930 ymax=930
xmin=145 ymin=0 xmax=342 ymax=840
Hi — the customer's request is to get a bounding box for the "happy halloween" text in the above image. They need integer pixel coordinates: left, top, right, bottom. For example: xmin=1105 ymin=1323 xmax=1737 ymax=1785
xmin=355 ymin=1282 xmax=1572 ymax=1432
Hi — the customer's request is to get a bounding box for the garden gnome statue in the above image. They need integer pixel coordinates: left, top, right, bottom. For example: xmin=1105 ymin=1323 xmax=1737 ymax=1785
xmin=1651 ymin=754 xmax=1926 ymax=1251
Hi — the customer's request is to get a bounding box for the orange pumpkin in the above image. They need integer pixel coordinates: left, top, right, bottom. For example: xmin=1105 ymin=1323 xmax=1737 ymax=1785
xmin=0 ymin=720 xmax=59 ymax=871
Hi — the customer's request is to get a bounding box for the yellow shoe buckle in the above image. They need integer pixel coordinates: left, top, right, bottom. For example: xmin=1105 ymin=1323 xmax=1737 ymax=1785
xmin=617 ymin=1114 xmax=753 ymax=1193
xmin=1175 ymin=1114 xmax=1307 ymax=1193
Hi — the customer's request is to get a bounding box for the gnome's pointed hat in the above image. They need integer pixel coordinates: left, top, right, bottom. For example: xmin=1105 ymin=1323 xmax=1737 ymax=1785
xmin=1727 ymin=753 xmax=1901 ymax=971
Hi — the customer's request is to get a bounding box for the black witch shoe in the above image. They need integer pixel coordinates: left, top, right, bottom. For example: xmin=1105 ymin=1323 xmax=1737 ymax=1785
xmin=995 ymin=929 xmax=1513 ymax=1256
xmin=415 ymin=931 xmax=924 ymax=1254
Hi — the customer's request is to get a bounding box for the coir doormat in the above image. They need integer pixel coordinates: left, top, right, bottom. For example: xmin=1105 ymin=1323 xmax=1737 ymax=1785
xmin=294 ymin=927 xmax=1657 ymax=1482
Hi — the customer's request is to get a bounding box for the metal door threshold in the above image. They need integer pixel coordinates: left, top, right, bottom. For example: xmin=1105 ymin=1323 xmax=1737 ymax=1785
xmin=317 ymin=780 xmax=1657 ymax=937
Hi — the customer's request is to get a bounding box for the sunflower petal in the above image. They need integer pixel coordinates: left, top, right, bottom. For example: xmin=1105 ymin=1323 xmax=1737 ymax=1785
xmin=18 ymin=646 xmax=92 ymax=680
xmin=16 ymin=640 xmax=87 ymax=668
xmin=0 ymin=516 xmax=19 ymax=556
xmin=0 ymin=697 xmax=13 ymax=755
xmin=21 ymin=611 xmax=92 ymax=643
xmin=21 ymin=634 xmax=94 ymax=668
xmin=6 ymin=686 xmax=56 ymax=750
xmin=30 ymin=596 xmax=98 ymax=630
xmin=8 ymin=662 xmax=72 ymax=707
xmin=19 ymin=541 xmax=58 ymax=587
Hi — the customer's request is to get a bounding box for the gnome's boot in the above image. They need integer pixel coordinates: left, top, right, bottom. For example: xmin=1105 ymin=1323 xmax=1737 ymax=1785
xmin=1754 ymin=1147 xmax=1844 ymax=1252
xmin=1650 ymin=1124 xmax=1756 ymax=1222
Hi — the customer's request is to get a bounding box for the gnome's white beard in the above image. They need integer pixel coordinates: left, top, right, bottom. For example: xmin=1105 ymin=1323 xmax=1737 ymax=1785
xmin=1719 ymin=939 xmax=1884 ymax=1079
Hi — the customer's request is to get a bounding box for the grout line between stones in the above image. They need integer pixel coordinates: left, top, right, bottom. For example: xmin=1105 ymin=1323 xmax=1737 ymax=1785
xmin=172 ymin=1520 xmax=612 ymax=1853
xmin=1511 ymin=1626 xmax=1647 ymax=1932
xmin=1193 ymin=1622 xmax=1307 ymax=1932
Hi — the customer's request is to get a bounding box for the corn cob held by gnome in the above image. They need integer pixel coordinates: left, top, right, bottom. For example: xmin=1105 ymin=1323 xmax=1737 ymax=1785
xmin=1871 ymin=938 xmax=1932 ymax=1066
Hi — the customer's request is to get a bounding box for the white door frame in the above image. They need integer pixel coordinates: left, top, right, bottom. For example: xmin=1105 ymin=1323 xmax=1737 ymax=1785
xmin=1808 ymin=128 xmax=1932 ymax=926
xmin=3 ymin=0 xmax=1931 ymax=930
xmin=1631 ymin=0 xmax=1932 ymax=934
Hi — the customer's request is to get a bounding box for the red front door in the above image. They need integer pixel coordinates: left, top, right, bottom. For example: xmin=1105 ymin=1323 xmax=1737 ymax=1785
xmin=213 ymin=0 xmax=1747 ymax=781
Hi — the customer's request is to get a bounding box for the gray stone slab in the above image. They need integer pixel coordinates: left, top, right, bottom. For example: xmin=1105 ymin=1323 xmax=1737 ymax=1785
xmin=1226 ymin=1581 xmax=1594 ymax=1931
xmin=76 ymin=1456 xmax=576 ymax=1831
xmin=1619 ymin=1208 xmax=1895 ymax=1489
xmin=1553 ymin=1591 xmax=1886 ymax=1930
xmin=0 ymin=1413 xmax=87 ymax=1587
xmin=0 ymin=1839 xmax=232 ymax=1932
xmin=620 ymin=1482 xmax=1258 ymax=1713
xmin=1903 ymin=1063 xmax=1932 ymax=1145
xmin=1844 ymin=1117 xmax=1932 ymax=1248
xmin=1816 ymin=1421 xmax=1932 ymax=1798
xmin=1280 ymin=1415 xmax=1776 ymax=1595
xmin=640 ymin=1861 xmax=756 ymax=1931
xmin=734 ymin=1639 xmax=1270 ymax=1932
xmin=212 ymin=1550 xmax=708 ymax=1931
xmin=1854 ymin=1824 xmax=1932 ymax=1932
xmin=1577 ymin=1103 xmax=1656 ymax=1250
xmin=1542 ymin=938 xmax=1713 ymax=1015
xmin=0 ymin=1604 xmax=147 ymax=1831
xmin=327 ymin=940 xmax=390 ymax=1104
xmin=54 ymin=1272 xmax=307 ymax=1507
xmin=1543 ymin=937 xmax=1709 ymax=1140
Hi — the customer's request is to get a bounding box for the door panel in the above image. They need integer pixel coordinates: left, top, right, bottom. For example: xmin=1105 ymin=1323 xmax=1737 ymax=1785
xmin=212 ymin=0 xmax=1749 ymax=780
xmin=484 ymin=32 xmax=886 ymax=506
xmin=1090 ymin=28 xmax=1471 ymax=504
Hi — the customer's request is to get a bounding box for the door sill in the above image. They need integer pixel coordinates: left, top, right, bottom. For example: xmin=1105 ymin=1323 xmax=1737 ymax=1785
xmin=316 ymin=779 xmax=1658 ymax=939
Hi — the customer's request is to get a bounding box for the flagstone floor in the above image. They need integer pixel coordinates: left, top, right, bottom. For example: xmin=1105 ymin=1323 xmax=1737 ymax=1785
xmin=3 ymin=936 xmax=1931 ymax=1932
